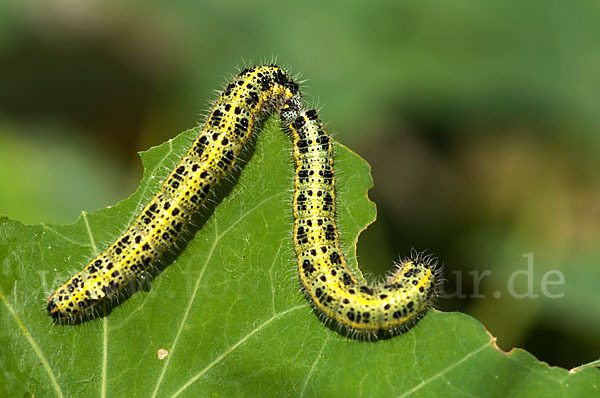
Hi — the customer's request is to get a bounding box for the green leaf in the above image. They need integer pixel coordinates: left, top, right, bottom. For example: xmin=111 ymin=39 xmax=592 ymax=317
xmin=0 ymin=117 xmax=598 ymax=397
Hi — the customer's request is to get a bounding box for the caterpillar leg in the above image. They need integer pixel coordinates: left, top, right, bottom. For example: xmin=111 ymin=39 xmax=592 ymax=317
xmin=288 ymin=108 xmax=439 ymax=338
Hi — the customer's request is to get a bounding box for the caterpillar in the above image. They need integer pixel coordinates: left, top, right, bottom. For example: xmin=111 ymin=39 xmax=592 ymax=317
xmin=46 ymin=65 xmax=439 ymax=337
xmin=286 ymin=104 xmax=438 ymax=337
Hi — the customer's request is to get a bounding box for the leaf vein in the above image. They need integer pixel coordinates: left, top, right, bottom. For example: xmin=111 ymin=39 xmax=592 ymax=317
xmin=300 ymin=334 xmax=330 ymax=397
xmin=398 ymin=341 xmax=492 ymax=397
xmin=0 ymin=286 xmax=64 ymax=398
xmin=171 ymin=304 xmax=308 ymax=397
xmin=151 ymin=190 xmax=287 ymax=397
xmin=81 ymin=211 xmax=98 ymax=254
xmin=41 ymin=224 xmax=91 ymax=247
xmin=81 ymin=211 xmax=107 ymax=398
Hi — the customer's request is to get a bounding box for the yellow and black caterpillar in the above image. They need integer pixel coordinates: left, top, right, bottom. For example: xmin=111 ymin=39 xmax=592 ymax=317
xmin=47 ymin=65 xmax=438 ymax=337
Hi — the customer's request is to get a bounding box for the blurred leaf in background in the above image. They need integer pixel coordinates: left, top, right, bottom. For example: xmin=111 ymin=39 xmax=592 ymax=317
xmin=0 ymin=0 xmax=599 ymax=370
xmin=0 ymin=121 xmax=135 ymax=225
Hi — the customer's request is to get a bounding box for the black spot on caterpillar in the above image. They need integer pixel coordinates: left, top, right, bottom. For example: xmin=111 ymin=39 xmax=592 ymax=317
xmin=46 ymin=65 xmax=439 ymax=338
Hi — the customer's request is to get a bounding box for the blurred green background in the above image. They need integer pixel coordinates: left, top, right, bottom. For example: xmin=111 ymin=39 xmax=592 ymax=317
xmin=0 ymin=0 xmax=598 ymax=369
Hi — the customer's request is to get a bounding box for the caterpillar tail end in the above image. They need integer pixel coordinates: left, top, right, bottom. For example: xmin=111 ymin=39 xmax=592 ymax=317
xmin=46 ymin=296 xmax=62 ymax=320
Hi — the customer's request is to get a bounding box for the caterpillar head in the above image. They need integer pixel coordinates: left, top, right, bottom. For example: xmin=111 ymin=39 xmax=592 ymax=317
xmin=280 ymin=94 xmax=303 ymax=127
